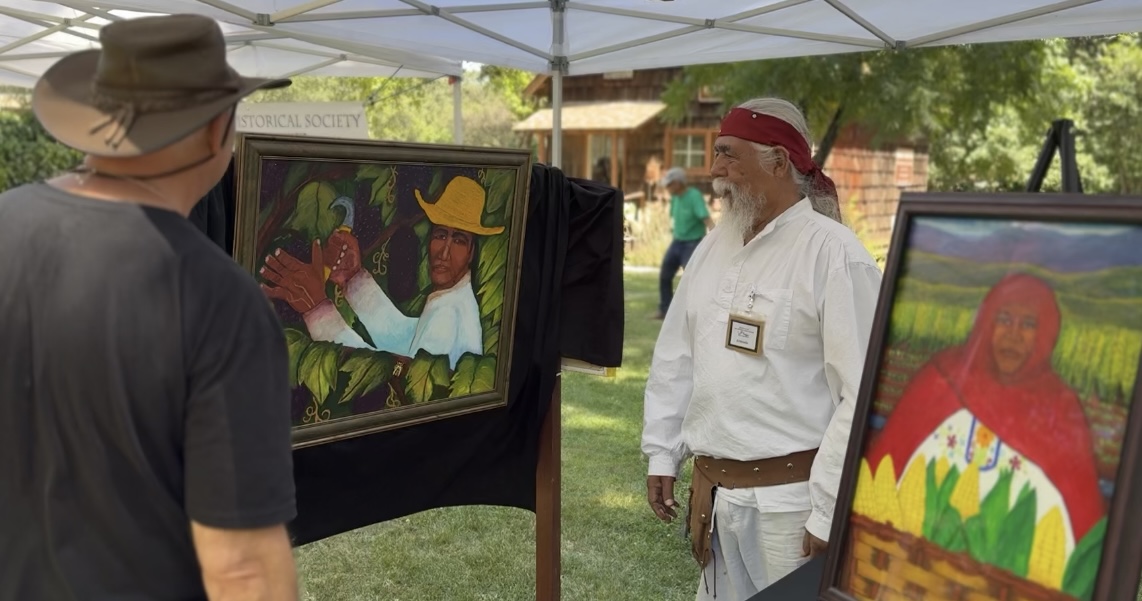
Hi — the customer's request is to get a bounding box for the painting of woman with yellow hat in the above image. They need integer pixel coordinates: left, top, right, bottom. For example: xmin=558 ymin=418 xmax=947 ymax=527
xmin=236 ymin=135 xmax=530 ymax=447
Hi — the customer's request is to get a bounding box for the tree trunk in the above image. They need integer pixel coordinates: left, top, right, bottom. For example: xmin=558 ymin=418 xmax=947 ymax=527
xmin=814 ymin=105 xmax=845 ymax=166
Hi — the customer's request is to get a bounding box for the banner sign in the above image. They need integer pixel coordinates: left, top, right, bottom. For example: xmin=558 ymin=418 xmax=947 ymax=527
xmin=236 ymin=102 xmax=369 ymax=139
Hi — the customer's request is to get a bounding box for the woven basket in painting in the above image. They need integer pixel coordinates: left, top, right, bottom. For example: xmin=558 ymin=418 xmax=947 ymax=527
xmin=841 ymin=515 xmax=1078 ymax=601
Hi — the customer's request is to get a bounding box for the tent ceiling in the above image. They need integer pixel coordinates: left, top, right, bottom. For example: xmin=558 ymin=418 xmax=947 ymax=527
xmin=0 ymin=1 xmax=463 ymax=88
xmin=0 ymin=0 xmax=1138 ymax=88
xmin=2 ymin=0 xmax=1138 ymax=86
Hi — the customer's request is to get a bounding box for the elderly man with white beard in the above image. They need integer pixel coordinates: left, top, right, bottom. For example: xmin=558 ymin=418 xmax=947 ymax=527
xmin=641 ymin=97 xmax=882 ymax=601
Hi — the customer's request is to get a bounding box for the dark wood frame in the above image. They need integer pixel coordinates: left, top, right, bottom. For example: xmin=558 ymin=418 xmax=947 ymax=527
xmin=233 ymin=133 xmax=532 ymax=449
xmin=820 ymin=191 xmax=1142 ymax=601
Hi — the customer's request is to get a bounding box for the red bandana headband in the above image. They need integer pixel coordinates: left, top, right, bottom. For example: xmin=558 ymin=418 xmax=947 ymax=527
xmin=717 ymin=107 xmax=838 ymax=201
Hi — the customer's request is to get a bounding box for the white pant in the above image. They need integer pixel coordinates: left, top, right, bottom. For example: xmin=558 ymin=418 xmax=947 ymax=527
xmin=695 ymin=494 xmax=812 ymax=601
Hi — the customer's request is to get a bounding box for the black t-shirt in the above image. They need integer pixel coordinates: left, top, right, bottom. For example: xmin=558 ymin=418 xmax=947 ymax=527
xmin=0 ymin=183 xmax=297 ymax=600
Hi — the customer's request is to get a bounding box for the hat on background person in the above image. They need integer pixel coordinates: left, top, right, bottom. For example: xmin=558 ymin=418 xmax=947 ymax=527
xmin=32 ymin=13 xmax=291 ymax=158
xmin=661 ymin=167 xmax=687 ymax=188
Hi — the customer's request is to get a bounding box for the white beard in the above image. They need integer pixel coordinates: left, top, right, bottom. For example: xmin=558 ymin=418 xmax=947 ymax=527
xmin=713 ymin=178 xmax=765 ymax=242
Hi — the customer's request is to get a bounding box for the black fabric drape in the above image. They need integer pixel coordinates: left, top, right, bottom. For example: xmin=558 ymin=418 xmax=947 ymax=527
xmin=187 ymin=161 xmax=235 ymax=251
xmin=560 ymin=177 xmax=625 ymax=368
xmin=189 ymin=161 xmax=624 ymax=544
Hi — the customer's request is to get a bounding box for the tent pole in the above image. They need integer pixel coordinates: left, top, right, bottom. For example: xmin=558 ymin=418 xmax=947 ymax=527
xmin=550 ymin=2 xmax=566 ymax=169
xmin=452 ymin=75 xmax=464 ymax=145
xmin=552 ymin=72 xmax=563 ymax=169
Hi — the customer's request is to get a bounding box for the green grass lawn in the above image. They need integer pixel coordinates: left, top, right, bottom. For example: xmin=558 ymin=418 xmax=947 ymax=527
xmin=294 ymin=271 xmax=699 ymax=600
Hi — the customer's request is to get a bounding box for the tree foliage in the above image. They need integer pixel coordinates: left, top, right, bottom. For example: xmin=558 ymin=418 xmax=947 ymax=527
xmin=662 ymin=36 xmax=1142 ymax=194
xmin=246 ymin=71 xmax=531 ymax=149
xmin=0 ymin=106 xmax=82 ymax=190
xmin=662 ymin=42 xmax=1048 ymax=164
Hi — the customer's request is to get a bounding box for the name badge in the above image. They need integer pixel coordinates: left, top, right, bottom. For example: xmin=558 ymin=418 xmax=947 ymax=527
xmin=726 ymin=313 xmax=764 ymax=355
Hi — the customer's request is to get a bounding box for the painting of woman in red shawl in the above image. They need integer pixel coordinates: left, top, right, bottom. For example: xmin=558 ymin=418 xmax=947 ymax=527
xmin=865 ymin=272 xmax=1105 ymax=553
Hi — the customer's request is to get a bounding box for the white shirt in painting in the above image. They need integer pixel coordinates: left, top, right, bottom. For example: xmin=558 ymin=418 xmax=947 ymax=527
xmin=304 ymin=270 xmax=483 ymax=369
xmin=907 ymin=408 xmax=1076 ymax=554
xmin=641 ymin=198 xmax=882 ymax=540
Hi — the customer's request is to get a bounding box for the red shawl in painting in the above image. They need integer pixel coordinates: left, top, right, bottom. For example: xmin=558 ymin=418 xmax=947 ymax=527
xmin=865 ymin=273 xmax=1105 ymax=540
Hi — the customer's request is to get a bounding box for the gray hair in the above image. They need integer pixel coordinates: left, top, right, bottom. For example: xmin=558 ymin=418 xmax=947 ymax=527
xmin=735 ymin=98 xmax=841 ymax=222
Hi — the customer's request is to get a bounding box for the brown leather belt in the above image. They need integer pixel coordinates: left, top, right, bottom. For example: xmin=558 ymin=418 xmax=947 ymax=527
xmin=686 ymin=448 xmax=818 ymax=568
xmin=695 ymin=448 xmax=818 ymax=489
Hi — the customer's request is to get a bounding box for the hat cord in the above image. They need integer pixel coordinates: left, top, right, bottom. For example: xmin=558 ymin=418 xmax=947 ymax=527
xmin=89 ymin=103 xmax=137 ymax=150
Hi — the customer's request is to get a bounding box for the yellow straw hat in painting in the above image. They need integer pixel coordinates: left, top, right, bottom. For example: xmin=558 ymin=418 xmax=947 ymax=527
xmin=414 ymin=176 xmax=505 ymax=236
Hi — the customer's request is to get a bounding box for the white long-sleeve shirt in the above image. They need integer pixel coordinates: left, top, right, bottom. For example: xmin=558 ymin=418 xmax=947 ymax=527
xmin=641 ymin=198 xmax=882 ymax=541
xmin=304 ymin=270 xmax=483 ymax=369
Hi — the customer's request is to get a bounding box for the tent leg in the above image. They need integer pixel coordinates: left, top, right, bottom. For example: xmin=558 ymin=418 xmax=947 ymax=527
xmin=551 ymin=72 xmax=563 ymax=168
xmin=452 ymin=75 xmax=464 ymax=145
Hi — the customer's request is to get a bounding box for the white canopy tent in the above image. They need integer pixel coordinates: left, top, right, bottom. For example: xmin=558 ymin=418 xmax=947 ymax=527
xmin=0 ymin=2 xmax=467 ymax=139
xmin=3 ymin=0 xmax=1142 ymax=161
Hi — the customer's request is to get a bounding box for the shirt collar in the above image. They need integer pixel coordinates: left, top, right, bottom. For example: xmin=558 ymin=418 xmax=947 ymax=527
xmin=426 ymin=270 xmax=471 ymax=304
xmin=748 ymin=197 xmax=812 ymax=243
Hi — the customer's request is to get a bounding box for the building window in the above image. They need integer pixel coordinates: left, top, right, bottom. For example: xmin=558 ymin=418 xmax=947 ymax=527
xmin=671 ymin=134 xmax=707 ymax=170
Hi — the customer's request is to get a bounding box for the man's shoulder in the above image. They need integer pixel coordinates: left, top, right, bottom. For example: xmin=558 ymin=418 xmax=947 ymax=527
xmin=799 ymin=209 xmax=879 ymax=270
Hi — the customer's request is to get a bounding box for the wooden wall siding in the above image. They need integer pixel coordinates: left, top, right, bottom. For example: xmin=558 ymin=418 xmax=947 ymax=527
xmin=825 ymin=147 xmax=930 ymax=259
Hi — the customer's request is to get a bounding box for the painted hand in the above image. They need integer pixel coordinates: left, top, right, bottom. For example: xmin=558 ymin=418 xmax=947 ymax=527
xmin=260 ymin=240 xmax=327 ymax=314
xmin=802 ymin=529 xmax=827 ymax=557
xmin=325 ymin=229 xmax=362 ymax=289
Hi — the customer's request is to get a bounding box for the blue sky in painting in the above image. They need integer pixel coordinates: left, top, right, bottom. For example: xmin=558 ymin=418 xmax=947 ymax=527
xmin=909 ymin=216 xmax=1142 ymax=272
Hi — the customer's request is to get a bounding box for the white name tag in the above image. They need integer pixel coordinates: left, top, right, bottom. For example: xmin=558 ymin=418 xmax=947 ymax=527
xmin=726 ymin=314 xmax=763 ymax=355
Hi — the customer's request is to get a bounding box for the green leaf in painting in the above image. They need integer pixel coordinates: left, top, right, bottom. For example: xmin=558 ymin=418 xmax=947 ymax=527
xmin=401 ymin=292 xmax=427 ymax=317
xmin=965 ymin=468 xmax=1014 ymax=564
xmin=476 ymin=231 xmax=509 ymax=335
xmin=339 ymin=351 xmax=394 ymax=403
xmin=283 ymin=180 xmax=341 ymax=243
xmin=1062 ymin=516 xmax=1107 ymax=601
xmin=412 ymin=216 xmax=432 ymax=241
xmin=357 ymin=164 xmax=391 ymax=185
xmin=481 ymin=168 xmax=515 ymax=226
xmin=448 ymin=353 xmax=497 ymax=397
xmin=282 ymin=162 xmax=311 ymax=199
xmin=359 ymin=165 xmax=396 ymax=225
xmin=427 ymin=169 xmax=445 ymax=200
xmin=284 ymin=327 xmax=312 ymax=388
xmin=923 ymin=459 xmax=939 ymax=539
xmin=478 ymin=274 xmax=505 ymax=324
xmin=405 ymin=350 xmax=452 ymax=404
xmin=417 ymin=248 xmax=432 ymax=292
xmin=993 ymin=485 xmax=1037 ymax=577
xmin=298 ymin=341 xmax=340 ymax=406
xmin=482 ymin=323 xmax=500 ymax=356
xmin=930 ymin=507 xmax=967 ymax=552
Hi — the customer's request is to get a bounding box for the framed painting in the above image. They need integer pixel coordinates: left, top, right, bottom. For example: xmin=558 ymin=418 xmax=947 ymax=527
xmin=233 ymin=133 xmax=531 ymax=449
xmin=821 ymin=193 xmax=1142 ymax=601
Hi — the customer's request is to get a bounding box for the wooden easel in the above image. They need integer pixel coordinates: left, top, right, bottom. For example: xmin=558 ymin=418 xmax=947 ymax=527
xmin=535 ymin=360 xmax=616 ymax=601
xmin=535 ymin=373 xmax=562 ymax=601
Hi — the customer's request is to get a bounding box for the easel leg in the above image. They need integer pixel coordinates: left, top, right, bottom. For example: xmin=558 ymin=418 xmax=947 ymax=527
xmin=535 ymin=374 xmax=562 ymax=601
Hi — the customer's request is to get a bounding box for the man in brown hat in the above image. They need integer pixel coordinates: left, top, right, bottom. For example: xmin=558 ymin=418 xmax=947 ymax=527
xmin=0 ymin=14 xmax=299 ymax=601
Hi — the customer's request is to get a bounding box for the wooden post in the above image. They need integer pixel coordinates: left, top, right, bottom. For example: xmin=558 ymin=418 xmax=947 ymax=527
xmin=610 ymin=133 xmax=619 ymax=189
xmin=535 ymin=373 xmax=562 ymax=601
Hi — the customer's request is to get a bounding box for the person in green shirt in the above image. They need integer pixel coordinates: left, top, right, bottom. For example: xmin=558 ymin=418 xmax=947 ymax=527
xmin=657 ymin=167 xmax=714 ymax=319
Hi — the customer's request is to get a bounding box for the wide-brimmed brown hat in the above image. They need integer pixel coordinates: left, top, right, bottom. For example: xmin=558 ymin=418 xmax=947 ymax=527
xmin=32 ymin=13 xmax=290 ymax=157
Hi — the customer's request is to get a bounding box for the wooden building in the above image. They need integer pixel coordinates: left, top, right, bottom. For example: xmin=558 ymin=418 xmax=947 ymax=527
xmin=513 ymin=67 xmax=929 ymax=257
xmin=514 ymin=68 xmax=724 ymax=201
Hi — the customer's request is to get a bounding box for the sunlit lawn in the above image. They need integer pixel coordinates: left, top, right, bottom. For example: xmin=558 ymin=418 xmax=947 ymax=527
xmin=294 ymin=271 xmax=699 ymax=600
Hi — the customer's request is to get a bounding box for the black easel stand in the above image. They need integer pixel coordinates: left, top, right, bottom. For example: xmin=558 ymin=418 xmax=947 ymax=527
xmin=1026 ymin=119 xmax=1084 ymax=194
